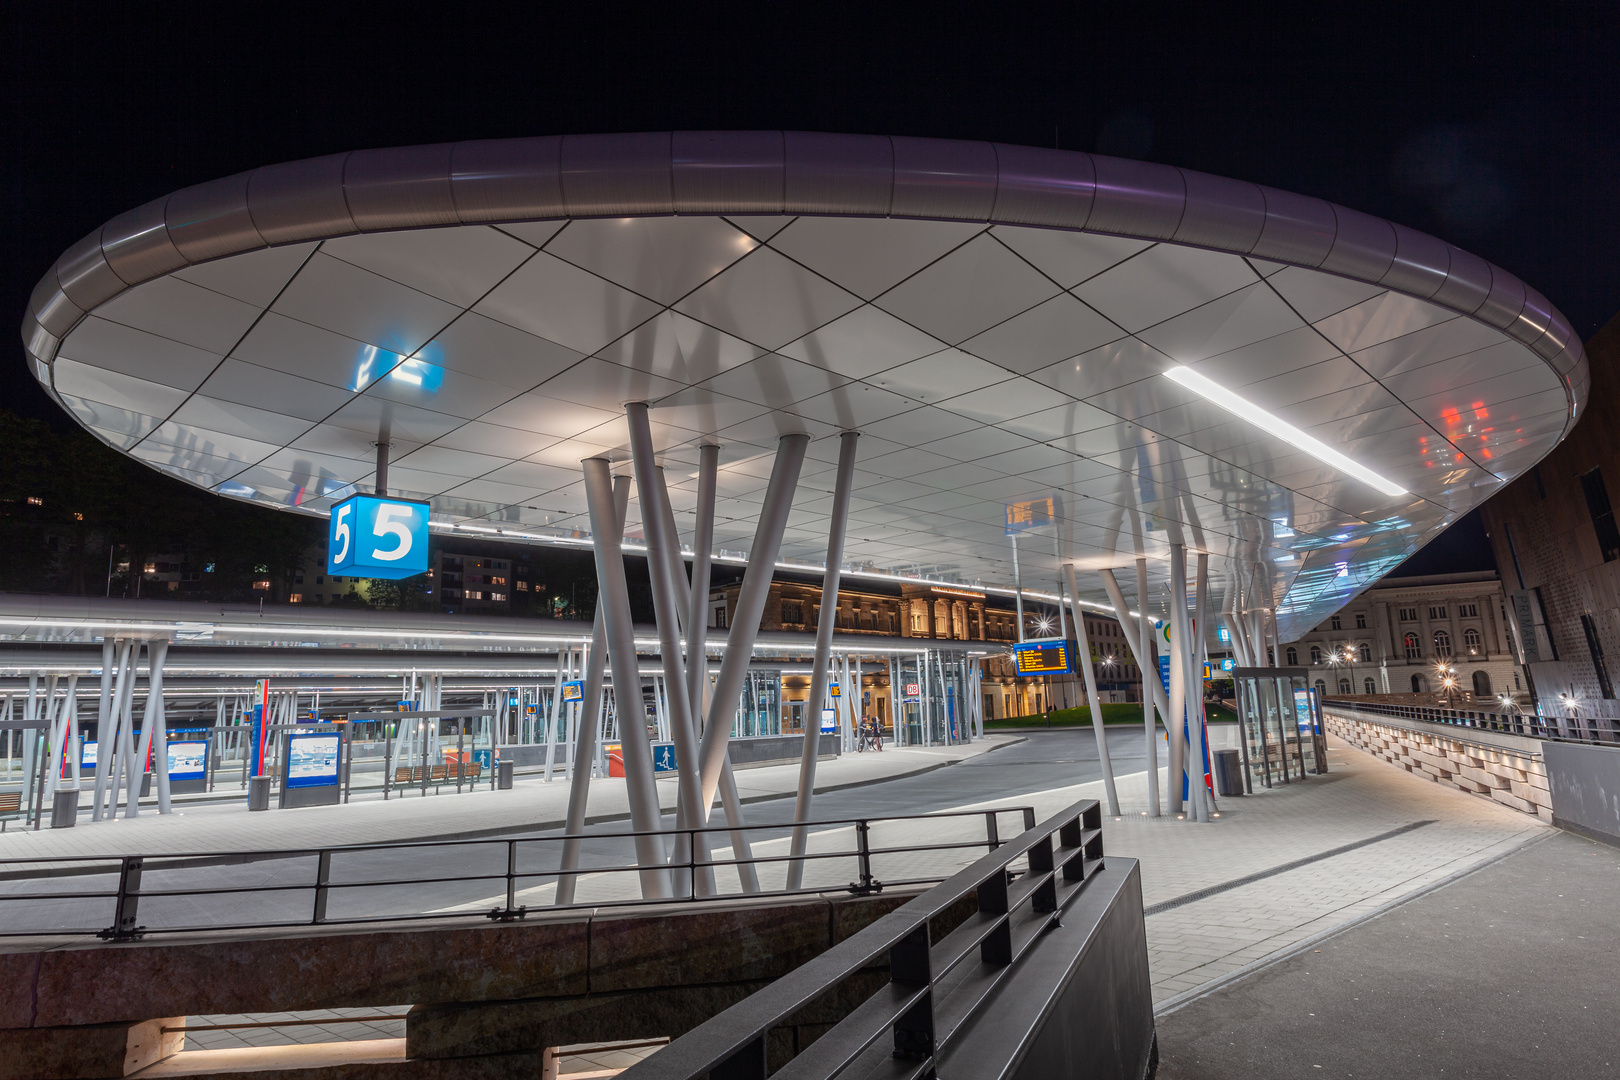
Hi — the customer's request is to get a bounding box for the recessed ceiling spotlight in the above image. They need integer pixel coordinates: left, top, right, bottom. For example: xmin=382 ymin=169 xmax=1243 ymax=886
xmin=1162 ymin=366 xmax=1408 ymax=497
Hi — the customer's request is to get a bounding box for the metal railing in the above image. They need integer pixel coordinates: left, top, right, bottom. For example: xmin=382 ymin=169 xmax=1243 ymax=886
xmin=0 ymin=805 xmax=1036 ymax=941
xmin=620 ymin=798 xmax=1105 ymax=1080
xmin=1321 ymin=696 xmax=1620 ymax=745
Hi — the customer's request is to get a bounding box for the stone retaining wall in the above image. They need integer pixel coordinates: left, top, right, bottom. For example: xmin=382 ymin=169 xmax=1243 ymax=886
xmin=1324 ymin=709 xmax=1553 ymax=822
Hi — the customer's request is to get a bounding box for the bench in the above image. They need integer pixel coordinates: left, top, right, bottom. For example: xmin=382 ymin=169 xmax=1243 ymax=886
xmin=0 ymin=791 xmax=23 ymax=831
xmin=391 ymin=761 xmax=484 ymax=789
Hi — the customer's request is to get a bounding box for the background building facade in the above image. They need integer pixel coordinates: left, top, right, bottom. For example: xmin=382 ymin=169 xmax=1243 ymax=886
xmin=1480 ymin=314 xmax=1620 ymax=728
xmin=1283 ymin=570 xmax=1525 ymax=704
xmin=709 ymin=576 xmax=1138 ymax=720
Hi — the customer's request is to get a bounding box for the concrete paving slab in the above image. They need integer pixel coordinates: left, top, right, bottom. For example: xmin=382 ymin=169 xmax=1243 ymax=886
xmin=1154 ymin=830 xmax=1619 ymax=1078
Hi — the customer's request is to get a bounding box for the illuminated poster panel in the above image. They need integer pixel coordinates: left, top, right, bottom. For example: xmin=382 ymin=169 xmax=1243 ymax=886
xmin=286 ymin=734 xmax=341 ymax=788
xmin=167 ymin=741 xmax=207 ymax=783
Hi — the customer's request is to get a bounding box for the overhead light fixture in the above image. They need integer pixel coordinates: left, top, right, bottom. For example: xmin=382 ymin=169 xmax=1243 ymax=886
xmin=1162 ymin=366 xmax=1408 ymax=497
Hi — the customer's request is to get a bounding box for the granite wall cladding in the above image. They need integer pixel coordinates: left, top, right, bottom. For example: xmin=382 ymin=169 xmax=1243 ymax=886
xmin=0 ymin=889 xmax=920 ymax=1079
xmin=1324 ymin=709 xmax=1552 ymax=820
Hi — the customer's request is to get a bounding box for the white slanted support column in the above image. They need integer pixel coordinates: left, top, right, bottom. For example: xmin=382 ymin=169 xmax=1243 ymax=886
xmin=557 ymin=475 xmax=629 ymax=906
xmin=581 ymin=458 xmax=671 ymax=900
xmin=63 ymin=678 xmax=81 ymax=796
xmin=91 ymin=640 xmax=115 ymax=821
xmin=1167 ymin=546 xmax=1188 ymax=817
xmin=681 ymin=443 xmax=758 ymax=891
xmin=1065 ymin=564 xmax=1120 ymax=816
xmin=148 ymin=642 xmax=172 ymax=814
xmin=1171 ymin=545 xmax=1208 ymax=821
xmin=627 ymin=403 xmax=713 ymax=898
xmin=687 ymin=444 xmax=719 ymax=728
xmin=41 ymin=677 xmax=63 ymax=805
xmin=696 ymin=434 xmax=809 ymax=814
xmin=100 ymin=641 xmax=136 ymax=821
xmin=1100 ymin=566 xmax=1159 ymax=817
xmin=127 ymin=644 xmax=161 ymax=818
xmin=786 ymin=430 xmax=858 ymax=891
xmin=542 ymin=651 xmax=564 ymax=782
xmin=1192 ymin=551 xmax=1216 ymax=816
xmin=1011 ymin=535 xmax=1026 ymax=642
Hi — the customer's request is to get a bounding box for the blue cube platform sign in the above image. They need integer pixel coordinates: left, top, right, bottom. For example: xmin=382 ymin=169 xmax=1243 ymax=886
xmin=328 ymin=494 xmax=430 ymax=580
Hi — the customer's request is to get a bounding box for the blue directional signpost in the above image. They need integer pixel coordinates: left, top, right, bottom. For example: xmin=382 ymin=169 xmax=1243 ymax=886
xmin=328 ymin=494 xmax=431 ymax=579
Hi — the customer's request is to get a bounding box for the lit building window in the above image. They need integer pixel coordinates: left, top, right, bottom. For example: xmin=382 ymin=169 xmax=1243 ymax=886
xmin=252 ymin=580 xmax=271 ymax=591
xmin=290 ymin=594 xmax=304 ymax=603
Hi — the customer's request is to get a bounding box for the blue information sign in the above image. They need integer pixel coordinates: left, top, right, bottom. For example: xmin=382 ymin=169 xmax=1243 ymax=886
xmin=651 ymin=742 xmax=678 ymax=773
xmin=1013 ymin=638 xmax=1074 ymax=675
xmin=328 ymin=494 xmax=430 ymax=580
xmin=561 ymin=680 xmax=585 ymax=703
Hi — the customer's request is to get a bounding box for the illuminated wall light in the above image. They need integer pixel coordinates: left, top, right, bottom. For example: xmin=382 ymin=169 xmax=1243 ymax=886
xmin=1162 ymin=367 xmax=1408 ymax=497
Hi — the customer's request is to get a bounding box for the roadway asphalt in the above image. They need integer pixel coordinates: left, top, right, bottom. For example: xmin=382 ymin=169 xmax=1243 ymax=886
xmin=0 ymin=727 xmax=1163 ymax=934
xmin=1154 ymin=829 xmax=1620 ymax=1078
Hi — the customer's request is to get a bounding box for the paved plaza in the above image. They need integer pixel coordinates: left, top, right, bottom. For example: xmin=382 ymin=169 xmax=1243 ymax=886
xmin=5 ymin=724 xmax=1559 ymax=1071
xmin=0 ymin=737 xmax=1013 ymax=862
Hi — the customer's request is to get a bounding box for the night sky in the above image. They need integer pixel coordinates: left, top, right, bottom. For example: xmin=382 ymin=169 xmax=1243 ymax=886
xmin=6 ymin=3 xmax=1616 ymax=575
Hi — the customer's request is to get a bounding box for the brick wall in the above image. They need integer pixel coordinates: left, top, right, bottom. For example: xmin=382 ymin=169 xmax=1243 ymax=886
xmin=1324 ymin=709 xmax=1552 ymax=822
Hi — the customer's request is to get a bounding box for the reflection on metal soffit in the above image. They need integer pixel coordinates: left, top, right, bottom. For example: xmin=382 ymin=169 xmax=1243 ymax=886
xmin=20 ymin=132 xmax=1586 ymax=639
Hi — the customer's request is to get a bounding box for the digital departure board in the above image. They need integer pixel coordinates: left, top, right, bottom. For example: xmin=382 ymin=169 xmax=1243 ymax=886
xmin=1013 ymin=638 xmax=1075 ymax=675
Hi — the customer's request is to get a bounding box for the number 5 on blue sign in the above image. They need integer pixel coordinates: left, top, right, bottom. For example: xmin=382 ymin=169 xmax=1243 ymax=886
xmin=328 ymin=494 xmax=430 ymax=579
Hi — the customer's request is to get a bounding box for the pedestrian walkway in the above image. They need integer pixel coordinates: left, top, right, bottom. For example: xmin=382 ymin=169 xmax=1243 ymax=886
xmin=1154 ymin=829 xmax=1618 ymax=1078
xmin=0 ymin=737 xmax=1016 ymax=862
xmin=931 ymin=731 xmax=1548 ymax=1004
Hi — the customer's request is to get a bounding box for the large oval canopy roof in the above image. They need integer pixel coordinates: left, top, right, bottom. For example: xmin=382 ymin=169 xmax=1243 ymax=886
xmin=21 ymin=132 xmax=1586 ymax=638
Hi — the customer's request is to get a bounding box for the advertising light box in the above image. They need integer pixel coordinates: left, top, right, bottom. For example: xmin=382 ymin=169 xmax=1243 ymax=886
xmin=328 ymin=494 xmax=430 ymax=580
xmin=287 ymin=733 xmax=341 ymax=788
xmin=1013 ymin=638 xmax=1075 ymax=676
xmin=167 ymin=741 xmax=207 ymax=783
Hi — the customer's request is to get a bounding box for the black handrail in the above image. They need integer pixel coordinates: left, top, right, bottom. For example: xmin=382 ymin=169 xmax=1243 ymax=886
xmin=0 ymin=805 xmax=1038 ymax=941
xmin=619 ymin=797 xmax=1104 ymax=1080
xmin=1321 ymin=696 xmax=1620 ymax=745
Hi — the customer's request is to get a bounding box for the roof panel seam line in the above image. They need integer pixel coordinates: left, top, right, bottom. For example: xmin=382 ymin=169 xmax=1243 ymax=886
xmin=123 ymin=242 xmax=324 ymax=459
xmin=1254 ymin=271 xmax=1501 ymax=487
xmin=218 ymin=244 xmax=546 ymax=494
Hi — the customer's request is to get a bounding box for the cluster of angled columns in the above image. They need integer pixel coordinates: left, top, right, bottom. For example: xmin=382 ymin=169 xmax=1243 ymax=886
xmin=1061 ymin=544 xmax=1219 ymax=824
xmin=561 ymin=406 xmax=861 ymax=900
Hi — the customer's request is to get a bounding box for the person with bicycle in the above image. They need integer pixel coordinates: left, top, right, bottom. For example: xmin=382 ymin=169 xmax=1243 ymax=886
xmin=864 ymin=713 xmax=883 ymax=752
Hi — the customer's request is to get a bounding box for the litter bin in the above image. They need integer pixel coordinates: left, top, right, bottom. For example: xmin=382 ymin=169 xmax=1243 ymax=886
xmin=51 ymin=788 xmax=79 ymax=828
xmin=1213 ymin=749 xmax=1244 ymax=796
xmin=497 ymin=761 xmax=514 ymax=790
xmin=247 ymin=775 xmax=273 ymax=811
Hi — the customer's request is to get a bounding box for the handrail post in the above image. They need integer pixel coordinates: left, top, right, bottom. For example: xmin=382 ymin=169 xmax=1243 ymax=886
xmin=507 ymin=841 xmax=517 ymax=915
xmin=985 ymin=810 xmax=1001 ymax=852
xmin=890 ymin=923 xmax=934 ymax=1062
xmin=98 ymin=856 xmax=144 ymax=941
xmin=689 ymin=828 xmax=698 ymax=901
xmin=313 ymin=850 xmax=332 ymax=924
xmin=848 ymin=818 xmax=881 ymax=896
